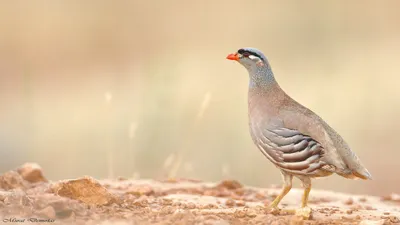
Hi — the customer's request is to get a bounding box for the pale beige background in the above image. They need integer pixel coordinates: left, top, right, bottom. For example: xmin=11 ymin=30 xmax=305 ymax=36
xmin=0 ymin=1 xmax=399 ymax=196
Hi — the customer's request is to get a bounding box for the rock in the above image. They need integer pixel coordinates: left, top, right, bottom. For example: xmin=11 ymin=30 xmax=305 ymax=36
xmin=0 ymin=190 xmax=12 ymax=201
xmin=359 ymin=219 xmax=385 ymax=225
xmin=126 ymin=185 xmax=154 ymax=196
xmin=381 ymin=193 xmax=400 ymax=203
xmin=17 ymin=163 xmax=48 ymax=183
xmin=67 ymin=211 xmax=76 ymax=221
xmin=387 ymin=216 xmax=400 ymax=223
xmin=3 ymin=189 xmax=32 ymax=207
xmin=36 ymin=205 xmax=56 ymax=219
xmin=225 ymin=198 xmax=235 ymax=207
xmin=290 ymin=215 xmax=304 ymax=225
xmin=55 ymin=209 xmax=74 ymax=219
xmin=216 ymin=180 xmax=243 ymax=190
xmin=0 ymin=171 xmax=29 ymax=190
xmin=212 ymin=221 xmax=230 ymax=225
xmin=344 ymin=197 xmax=354 ymax=205
xmin=51 ymin=176 xmax=116 ymax=206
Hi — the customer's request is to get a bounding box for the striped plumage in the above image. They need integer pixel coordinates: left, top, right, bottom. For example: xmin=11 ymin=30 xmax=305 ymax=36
xmin=227 ymin=47 xmax=371 ymax=219
xmin=248 ymin=82 xmax=370 ymax=179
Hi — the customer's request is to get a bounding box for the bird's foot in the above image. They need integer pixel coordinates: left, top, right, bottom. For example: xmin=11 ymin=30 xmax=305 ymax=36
xmin=265 ymin=205 xmax=295 ymax=215
xmin=265 ymin=205 xmax=280 ymax=215
xmin=295 ymin=206 xmax=312 ymax=220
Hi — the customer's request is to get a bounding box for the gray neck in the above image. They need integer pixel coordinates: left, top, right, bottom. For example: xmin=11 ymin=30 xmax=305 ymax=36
xmin=246 ymin=63 xmax=277 ymax=89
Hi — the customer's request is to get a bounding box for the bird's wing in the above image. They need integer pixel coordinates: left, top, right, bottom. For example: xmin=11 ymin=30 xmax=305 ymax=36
xmin=252 ymin=120 xmax=326 ymax=175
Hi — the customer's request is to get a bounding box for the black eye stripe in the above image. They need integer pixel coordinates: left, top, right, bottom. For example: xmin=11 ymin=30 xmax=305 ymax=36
xmin=238 ymin=49 xmax=262 ymax=60
xmin=237 ymin=49 xmax=246 ymax=55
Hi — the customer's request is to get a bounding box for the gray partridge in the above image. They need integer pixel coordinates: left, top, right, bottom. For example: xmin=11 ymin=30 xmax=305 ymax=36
xmin=226 ymin=47 xmax=372 ymax=219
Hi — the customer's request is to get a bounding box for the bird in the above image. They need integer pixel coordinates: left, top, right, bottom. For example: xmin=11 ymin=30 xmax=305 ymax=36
xmin=226 ymin=47 xmax=372 ymax=219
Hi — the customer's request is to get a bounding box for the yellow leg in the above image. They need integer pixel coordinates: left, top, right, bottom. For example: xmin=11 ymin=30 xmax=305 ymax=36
xmin=301 ymin=185 xmax=311 ymax=207
xmin=296 ymin=177 xmax=312 ymax=219
xmin=268 ymin=172 xmax=292 ymax=209
xmin=269 ymin=184 xmax=291 ymax=208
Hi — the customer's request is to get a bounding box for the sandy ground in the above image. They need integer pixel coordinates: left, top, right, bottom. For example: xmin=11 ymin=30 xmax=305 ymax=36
xmin=0 ymin=163 xmax=399 ymax=225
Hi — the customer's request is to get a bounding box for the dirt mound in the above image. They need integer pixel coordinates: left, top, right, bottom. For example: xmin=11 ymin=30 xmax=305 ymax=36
xmin=0 ymin=164 xmax=399 ymax=225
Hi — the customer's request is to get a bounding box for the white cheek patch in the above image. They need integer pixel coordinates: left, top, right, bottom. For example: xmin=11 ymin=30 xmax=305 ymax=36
xmin=248 ymin=55 xmax=264 ymax=67
xmin=248 ymin=55 xmax=259 ymax=60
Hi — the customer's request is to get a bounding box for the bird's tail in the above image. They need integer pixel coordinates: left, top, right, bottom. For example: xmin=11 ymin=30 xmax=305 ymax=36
xmin=339 ymin=167 xmax=372 ymax=180
xmin=339 ymin=146 xmax=372 ymax=180
xmin=352 ymin=167 xmax=372 ymax=180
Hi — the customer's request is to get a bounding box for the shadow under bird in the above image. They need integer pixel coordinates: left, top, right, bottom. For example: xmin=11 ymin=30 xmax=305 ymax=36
xmin=226 ymin=48 xmax=372 ymax=219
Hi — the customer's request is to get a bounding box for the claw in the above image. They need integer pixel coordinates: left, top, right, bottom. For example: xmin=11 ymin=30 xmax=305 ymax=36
xmin=295 ymin=206 xmax=312 ymax=220
xmin=265 ymin=205 xmax=280 ymax=215
xmin=270 ymin=208 xmax=281 ymax=215
xmin=266 ymin=205 xmax=295 ymax=215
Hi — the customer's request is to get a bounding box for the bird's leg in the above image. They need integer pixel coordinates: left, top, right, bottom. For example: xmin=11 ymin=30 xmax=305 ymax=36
xmin=268 ymin=172 xmax=292 ymax=211
xmin=295 ymin=177 xmax=312 ymax=219
xmin=301 ymin=183 xmax=311 ymax=208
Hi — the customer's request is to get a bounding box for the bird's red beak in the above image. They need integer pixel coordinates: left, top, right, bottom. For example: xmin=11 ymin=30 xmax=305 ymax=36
xmin=226 ymin=53 xmax=239 ymax=61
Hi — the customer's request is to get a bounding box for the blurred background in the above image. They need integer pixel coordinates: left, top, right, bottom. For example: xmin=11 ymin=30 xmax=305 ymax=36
xmin=0 ymin=1 xmax=399 ymax=196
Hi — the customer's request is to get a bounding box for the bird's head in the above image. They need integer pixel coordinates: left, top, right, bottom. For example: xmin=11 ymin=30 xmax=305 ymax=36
xmin=227 ymin=47 xmax=276 ymax=87
xmin=226 ymin=47 xmax=268 ymax=70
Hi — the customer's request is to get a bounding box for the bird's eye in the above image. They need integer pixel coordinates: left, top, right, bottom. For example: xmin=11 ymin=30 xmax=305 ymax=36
xmin=242 ymin=52 xmax=251 ymax=57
